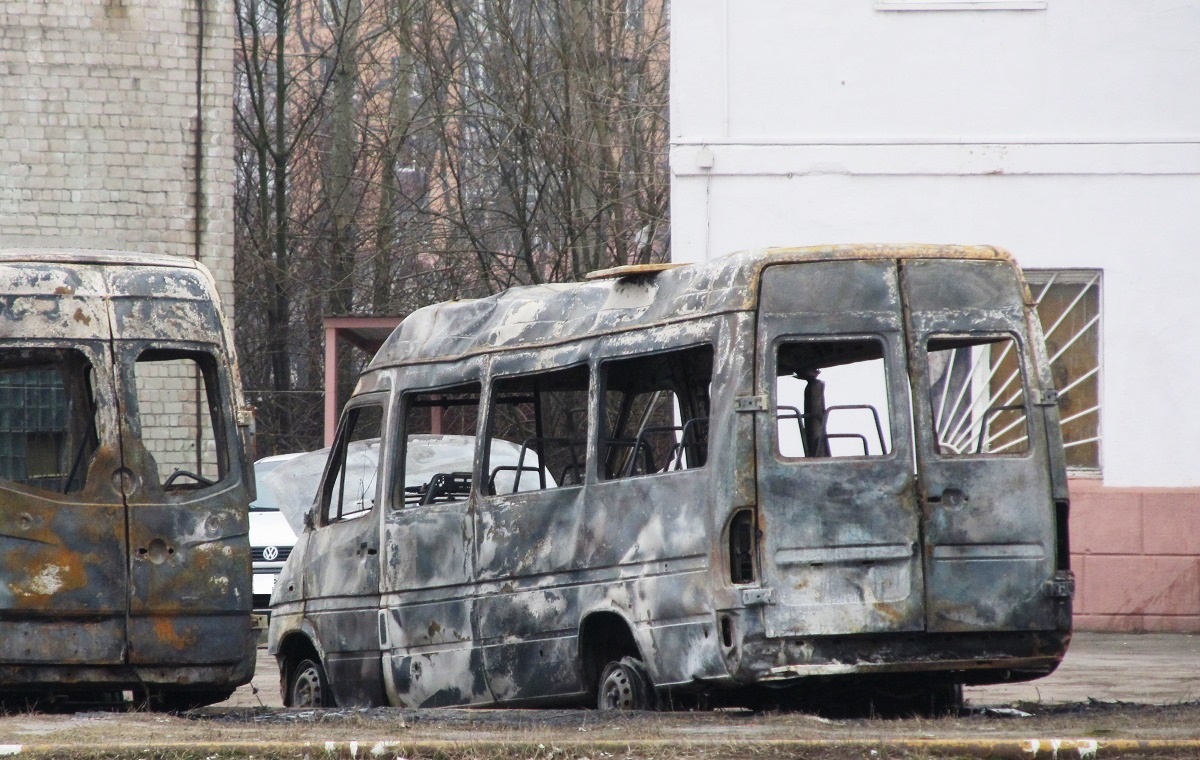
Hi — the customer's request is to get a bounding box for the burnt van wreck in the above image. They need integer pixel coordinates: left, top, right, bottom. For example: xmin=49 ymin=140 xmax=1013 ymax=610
xmin=0 ymin=251 xmax=257 ymax=709
xmin=268 ymin=244 xmax=1074 ymax=712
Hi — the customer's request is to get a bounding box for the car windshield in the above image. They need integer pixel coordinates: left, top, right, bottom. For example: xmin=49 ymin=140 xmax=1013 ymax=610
xmin=250 ymin=456 xmax=299 ymax=511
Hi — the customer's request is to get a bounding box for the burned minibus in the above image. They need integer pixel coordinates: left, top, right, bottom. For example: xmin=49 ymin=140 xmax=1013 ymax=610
xmin=0 ymin=250 xmax=257 ymax=708
xmin=268 ymin=244 xmax=1074 ymax=711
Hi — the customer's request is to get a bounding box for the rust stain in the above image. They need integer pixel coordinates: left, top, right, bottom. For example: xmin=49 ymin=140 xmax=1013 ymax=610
xmin=873 ymin=601 xmax=906 ymax=623
xmin=5 ymin=547 xmax=89 ymax=602
xmin=72 ymin=307 xmax=91 ymax=325
xmin=153 ymin=617 xmax=198 ymax=651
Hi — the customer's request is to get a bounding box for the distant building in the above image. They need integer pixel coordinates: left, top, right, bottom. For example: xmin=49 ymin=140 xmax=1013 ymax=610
xmin=671 ymin=1 xmax=1200 ymax=631
xmin=0 ymin=0 xmax=235 ymax=306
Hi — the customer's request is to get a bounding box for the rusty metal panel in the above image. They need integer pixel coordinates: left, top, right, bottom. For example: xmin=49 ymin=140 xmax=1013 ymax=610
xmin=0 ymin=262 xmax=112 ymax=341
xmin=381 ymin=454 xmax=480 ymax=706
xmin=0 ymin=334 xmax=130 ymax=669
xmin=0 ymin=251 xmax=255 ymax=699
xmin=901 ymin=258 xmax=1062 ymax=633
xmin=369 ymin=244 xmax=1012 ymax=371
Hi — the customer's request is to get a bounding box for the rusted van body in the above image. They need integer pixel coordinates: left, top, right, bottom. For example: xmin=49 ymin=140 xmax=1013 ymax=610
xmin=0 ymin=250 xmax=256 ymax=708
xmin=269 ymin=244 xmax=1073 ymax=710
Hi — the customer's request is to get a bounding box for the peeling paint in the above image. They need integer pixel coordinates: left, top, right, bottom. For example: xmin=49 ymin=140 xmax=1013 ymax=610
xmin=23 ymin=565 xmax=67 ymax=596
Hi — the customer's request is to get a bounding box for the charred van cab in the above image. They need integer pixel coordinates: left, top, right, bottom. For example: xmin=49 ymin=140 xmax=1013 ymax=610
xmin=268 ymin=244 xmax=1073 ymax=711
xmin=0 ymin=250 xmax=256 ymax=709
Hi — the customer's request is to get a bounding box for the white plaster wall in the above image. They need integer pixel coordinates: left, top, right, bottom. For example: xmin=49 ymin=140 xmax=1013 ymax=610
xmin=673 ymin=0 xmax=1198 ymax=143
xmin=670 ymin=0 xmax=1200 ymax=487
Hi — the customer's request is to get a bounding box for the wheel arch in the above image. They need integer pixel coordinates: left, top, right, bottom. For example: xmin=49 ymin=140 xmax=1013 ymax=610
xmin=577 ymin=609 xmax=649 ymax=695
xmin=276 ymin=629 xmax=325 ymax=707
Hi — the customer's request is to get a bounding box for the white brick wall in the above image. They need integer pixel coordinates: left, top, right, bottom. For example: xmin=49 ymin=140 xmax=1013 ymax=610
xmin=135 ymin=357 xmax=221 ymax=482
xmin=0 ymin=0 xmax=235 ymax=313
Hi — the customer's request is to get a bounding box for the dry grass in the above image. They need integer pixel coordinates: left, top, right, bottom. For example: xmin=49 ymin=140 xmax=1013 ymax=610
xmin=4 ymin=701 xmax=1200 ymax=759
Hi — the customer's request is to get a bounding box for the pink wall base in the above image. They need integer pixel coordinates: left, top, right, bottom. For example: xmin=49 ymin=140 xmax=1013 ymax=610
xmin=1068 ymin=479 xmax=1200 ymax=632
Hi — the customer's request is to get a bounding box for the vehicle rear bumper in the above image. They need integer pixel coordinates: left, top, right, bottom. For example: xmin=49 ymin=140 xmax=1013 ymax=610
xmin=0 ymin=660 xmax=255 ymax=691
xmin=730 ymin=630 xmax=1071 ymax=687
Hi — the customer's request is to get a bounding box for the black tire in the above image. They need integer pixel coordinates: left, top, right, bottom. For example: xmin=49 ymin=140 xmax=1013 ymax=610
xmin=154 ymin=687 xmax=234 ymax=712
xmin=925 ymin=682 xmax=964 ymax=716
xmin=597 ymin=656 xmax=654 ymax=711
xmin=288 ymin=657 xmax=333 ymax=708
xmin=870 ymin=681 xmax=963 ymax=718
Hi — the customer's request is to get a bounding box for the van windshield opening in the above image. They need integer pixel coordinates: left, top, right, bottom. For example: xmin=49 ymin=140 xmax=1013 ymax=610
xmin=0 ymin=347 xmax=99 ymax=495
xmin=133 ymin=349 xmax=229 ymax=489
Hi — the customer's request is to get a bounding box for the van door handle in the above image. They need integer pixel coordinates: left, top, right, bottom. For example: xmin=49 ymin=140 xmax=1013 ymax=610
xmin=359 ymin=541 xmax=377 ymax=556
xmin=928 ymin=488 xmax=967 ymax=508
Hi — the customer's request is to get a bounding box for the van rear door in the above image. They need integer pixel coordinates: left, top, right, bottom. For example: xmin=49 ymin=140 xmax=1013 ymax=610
xmin=900 ymin=258 xmax=1060 ymax=632
xmin=0 ymin=262 xmax=130 ymax=667
xmin=754 ymin=260 xmax=925 ymax=638
xmin=106 ymin=265 xmax=254 ymax=669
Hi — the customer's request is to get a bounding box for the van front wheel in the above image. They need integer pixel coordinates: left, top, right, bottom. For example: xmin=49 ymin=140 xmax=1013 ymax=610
xmin=289 ymin=657 xmax=332 ymax=707
xmin=597 ymin=657 xmax=654 ymax=711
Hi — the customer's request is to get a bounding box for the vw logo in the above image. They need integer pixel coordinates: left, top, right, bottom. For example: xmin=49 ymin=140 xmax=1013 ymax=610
xmin=262 ymin=545 xmax=279 ymax=561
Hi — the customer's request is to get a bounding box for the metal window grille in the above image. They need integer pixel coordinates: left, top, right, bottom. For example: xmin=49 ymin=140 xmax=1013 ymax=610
xmin=1025 ymin=269 xmax=1102 ymax=472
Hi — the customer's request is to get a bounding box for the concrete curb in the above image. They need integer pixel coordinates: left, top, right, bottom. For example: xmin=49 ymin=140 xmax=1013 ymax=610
xmin=5 ymin=738 xmax=1200 ymax=758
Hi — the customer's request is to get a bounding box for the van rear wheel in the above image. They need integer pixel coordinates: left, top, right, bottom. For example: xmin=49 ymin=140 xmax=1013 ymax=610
xmin=155 ymin=687 xmax=234 ymax=711
xmin=597 ymin=656 xmax=654 ymax=711
xmin=289 ymin=657 xmax=332 ymax=707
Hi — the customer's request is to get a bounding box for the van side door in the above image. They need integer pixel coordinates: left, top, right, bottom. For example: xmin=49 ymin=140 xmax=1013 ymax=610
xmin=301 ymin=398 xmax=386 ymax=706
xmin=114 ymin=341 xmax=254 ymax=672
xmin=0 ymin=324 xmax=128 ymax=670
xmin=105 ymin=258 xmax=255 ymax=682
xmin=475 ymin=362 xmax=591 ymax=703
xmin=380 ymin=380 xmax=484 ymax=707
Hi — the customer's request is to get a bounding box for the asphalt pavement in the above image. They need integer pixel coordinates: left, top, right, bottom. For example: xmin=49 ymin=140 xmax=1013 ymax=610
xmin=966 ymin=631 xmax=1200 ymax=706
xmin=225 ymin=631 xmax=1200 ymax=708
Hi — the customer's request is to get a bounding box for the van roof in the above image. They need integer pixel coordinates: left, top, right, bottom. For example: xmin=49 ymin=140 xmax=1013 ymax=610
xmin=0 ymin=248 xmax=205 ymax=269
xmin=370 ymin=244 xmax=1016 ymax=370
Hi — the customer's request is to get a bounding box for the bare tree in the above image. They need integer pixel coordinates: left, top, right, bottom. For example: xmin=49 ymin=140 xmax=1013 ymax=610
xmin=233 ymin=0 xmax=670 ymax=454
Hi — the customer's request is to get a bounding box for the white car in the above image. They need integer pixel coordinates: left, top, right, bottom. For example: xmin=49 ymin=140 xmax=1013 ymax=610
xmin=255 ymin=435 xmax=547 ymax=612
xmin=249 ymin=453 xmax=303 ymax=610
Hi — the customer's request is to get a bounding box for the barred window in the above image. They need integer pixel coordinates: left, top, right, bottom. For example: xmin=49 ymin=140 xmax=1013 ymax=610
xmin=1026 ymin=269 xmax=1102 ymax=472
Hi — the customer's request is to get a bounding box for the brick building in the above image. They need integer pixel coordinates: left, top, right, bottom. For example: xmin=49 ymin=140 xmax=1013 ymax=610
xmin=0 ymin=0 xmax=235 ymax=306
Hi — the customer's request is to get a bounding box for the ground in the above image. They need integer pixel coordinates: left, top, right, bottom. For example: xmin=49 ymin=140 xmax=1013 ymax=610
xmin=1 ymin=633 xmax=1198 ymax=758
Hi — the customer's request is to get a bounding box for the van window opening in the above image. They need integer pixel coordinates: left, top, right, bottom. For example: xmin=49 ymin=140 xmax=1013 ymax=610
xmin=775 ymin=338 xmax=892 ymax=458
xmin=324 ymin=403 xmax=384 ymax=522
xmin=134 ymin=349 xmax=229 ymax=488
xmin=0 ymin=347 xmax=99 ymax=495
xmin=398 ymin=384 xmax=481 ymax=506
xmin=926 ymin=334 xmax=1029 ymax=456
xmin=487 ymin=364 xmax=588 ymax=494
xmin=601 ymin=344 xmax=713 ymax=479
